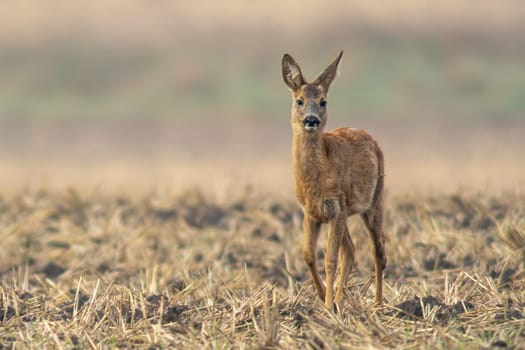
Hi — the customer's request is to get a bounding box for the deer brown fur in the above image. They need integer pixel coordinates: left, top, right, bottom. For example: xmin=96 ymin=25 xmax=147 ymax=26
xmin=282 ymin=51 xmax=386 ymax=311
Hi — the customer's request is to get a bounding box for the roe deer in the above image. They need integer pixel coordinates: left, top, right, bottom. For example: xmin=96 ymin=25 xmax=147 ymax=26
xmin=281 ymin=51 xmax=386 ymax=311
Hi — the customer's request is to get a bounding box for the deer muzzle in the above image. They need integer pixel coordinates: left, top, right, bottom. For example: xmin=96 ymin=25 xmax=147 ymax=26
xmin=303 ymin=116 xmax=320 ymax=131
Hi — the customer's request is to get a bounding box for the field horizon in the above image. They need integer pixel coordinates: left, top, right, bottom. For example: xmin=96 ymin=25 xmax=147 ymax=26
xmin=1 ymin=119 xmax=523 ymax=197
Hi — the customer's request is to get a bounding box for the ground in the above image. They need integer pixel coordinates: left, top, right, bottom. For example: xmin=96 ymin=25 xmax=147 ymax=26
xmin=1 ymin=188 xmax=524 ymax=349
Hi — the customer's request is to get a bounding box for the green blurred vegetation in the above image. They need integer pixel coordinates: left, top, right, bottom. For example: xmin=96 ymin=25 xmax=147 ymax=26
xmin=1 ymin=39 xmax=523 ymax=124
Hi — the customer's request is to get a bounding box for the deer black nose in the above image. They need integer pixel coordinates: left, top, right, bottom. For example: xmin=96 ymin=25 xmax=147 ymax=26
xmin=303 ymin=116 xmax=320 ymax=129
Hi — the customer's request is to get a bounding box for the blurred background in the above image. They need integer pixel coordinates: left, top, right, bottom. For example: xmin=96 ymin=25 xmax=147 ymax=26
xmin=0 ymin=0 xmax=523 ymax=195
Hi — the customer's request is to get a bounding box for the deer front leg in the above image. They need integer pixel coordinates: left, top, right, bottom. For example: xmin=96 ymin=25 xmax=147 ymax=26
xmin=303 ymin=216 xmax=325 ymax=299
xmin=335 ymin=224 xmax=355 ymax=309
xmin=325 ymin=214 xmax=345 ymax=310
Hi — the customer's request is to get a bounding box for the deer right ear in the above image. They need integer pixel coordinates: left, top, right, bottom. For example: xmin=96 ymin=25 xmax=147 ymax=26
xmin=282 ymin=54 xmax=305 ymax=91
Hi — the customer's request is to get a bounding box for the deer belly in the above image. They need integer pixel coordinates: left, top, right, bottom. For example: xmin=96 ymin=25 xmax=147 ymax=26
xmin=346 ymin=181 xmax=375 ymax=215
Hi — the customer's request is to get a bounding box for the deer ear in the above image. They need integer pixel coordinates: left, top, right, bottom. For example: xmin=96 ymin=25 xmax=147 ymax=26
xmin=313 ymin=51 xmax=343 ymax=91
xmin=282 ymin=54 xmax=305 ymax=91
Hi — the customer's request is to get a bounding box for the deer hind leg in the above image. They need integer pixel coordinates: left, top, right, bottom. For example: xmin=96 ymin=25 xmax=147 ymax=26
xmin=335 ymin=224 xmax=355 ymax=310
xmin=361 ymin=207 xmax=386 ymax=305
xmin=303 ymin=217 xmax=325 ymax=300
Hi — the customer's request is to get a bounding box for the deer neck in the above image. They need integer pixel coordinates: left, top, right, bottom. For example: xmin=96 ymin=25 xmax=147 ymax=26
xmin=292 ymin=130 xmax=327 ymax=183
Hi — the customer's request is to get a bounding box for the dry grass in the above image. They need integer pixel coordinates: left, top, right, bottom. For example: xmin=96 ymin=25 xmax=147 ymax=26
xmin=1 ymin=187 xmax=524 ymax=349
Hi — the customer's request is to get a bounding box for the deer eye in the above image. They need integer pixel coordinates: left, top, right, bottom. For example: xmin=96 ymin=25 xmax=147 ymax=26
xmin=320 ymin=99 xmax=327 ymax=107
xmin=296 ymin=99 xmax=304 ymax=106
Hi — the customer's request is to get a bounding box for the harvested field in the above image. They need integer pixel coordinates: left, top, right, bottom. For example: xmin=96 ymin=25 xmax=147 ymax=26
xmin=1 ymin=189 xmax=524 ymax=349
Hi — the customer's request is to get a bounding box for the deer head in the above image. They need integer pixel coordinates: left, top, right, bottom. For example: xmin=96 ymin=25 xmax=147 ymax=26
xmin=282 ymin=51 xmax=343 ymax=133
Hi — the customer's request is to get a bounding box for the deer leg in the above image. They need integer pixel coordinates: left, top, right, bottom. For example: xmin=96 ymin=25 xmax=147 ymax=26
xmin=335 ymin=224 xmax=355 ymax=310
xmin=303 ymin=216 xmax=325 ymax=299
xmin=325 ymin=216 xmax=344 ymax=309
xmin=361 ymin=209 xmax=386 ymax=305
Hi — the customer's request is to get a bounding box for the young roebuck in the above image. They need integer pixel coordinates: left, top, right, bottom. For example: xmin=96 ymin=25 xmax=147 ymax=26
xmin=282 ymin=51 xmax=386 ymax=310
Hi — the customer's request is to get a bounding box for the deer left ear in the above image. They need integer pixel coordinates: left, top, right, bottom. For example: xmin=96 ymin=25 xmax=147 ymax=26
xmin=313 ymin=51 xmax=343 ymax=92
